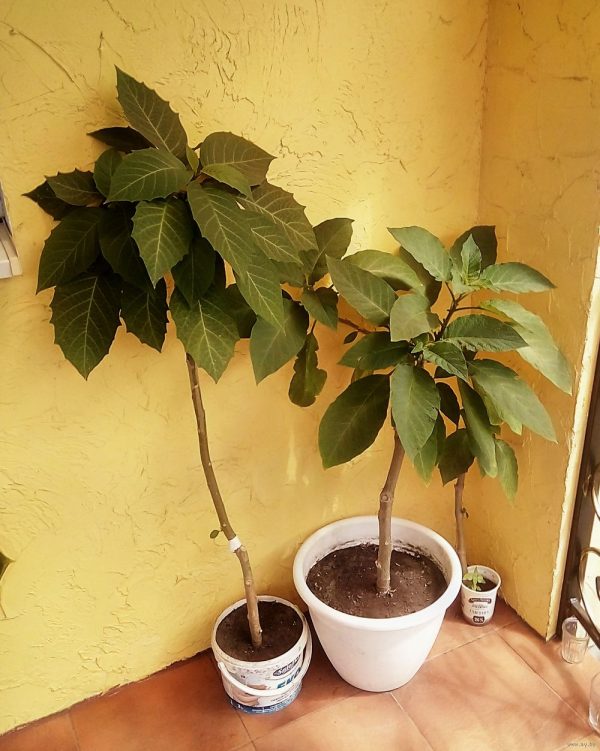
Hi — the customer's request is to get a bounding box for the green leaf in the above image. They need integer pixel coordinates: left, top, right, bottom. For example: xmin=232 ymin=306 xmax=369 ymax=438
xmin=443 ymin=314 xmax=526 ymax=352
xmin=398 ymin=247 xmax=442 ymax=304
xmin=170 ymin=288 xmax=239 ymax=382
xmin=458 ymin=381 xmax=497 ymax=477
xmin=99 ymin=206 xmax=152 ymax=291
xmin=132 ymin=198 xmax=194 ymax=285
xmin=327 ymin=256 xmax=396 ymax=325
xmin=201 ymin=163 xmax=252 ymax=197
xmin=121 ymin=279 xmax=168 ymax=351
xmin=413 ymin=416 xmax=446 ymax=483
xmin=93 ymin=149 xmax=122 ymax=197
xmin=272 ymin=259 xmax=306 ymax=287
xmin=388 ymin=226 xmax=451 ymax=282
xmin=249 ymin=299 xmax=308 ymax=383
xmin=199 ymin=132 xmax=274 ymax=186
xmin=301 ymin=287 xmax=338 ymax=329
xmin=449 ymin=226 xmax=497 ymax=269
xmin=220 ymin=284 xmax=257 ymax=338
xmin=172 ymin=235 xmax=216 ymax=306
xmin=495 ymin=438 xmax=518 ymax=501
xmin=50 ymin=272 xmax=121 ymax=378
xmin=47 ymin=170 xmax=103 ymax=207
xmin=422 ymin=342 xmax=468 ymax=381
xmin=340 ymin=331 xmax=409 ymax=370
xmin=116 ymin=68 xmax=188 ymax=158
xmin=209 ymin=529 xmax=220 ymax=539
xmin=319 ymin=375 xmax=390 ymax=468
xmin=481 ymin=298 xmax=572 ymax=394
xmin=460 ymin=235 xmax=482 ymax=283
xmin=437 ymin=382 xmax=461 ymax=424
xmin=186 ymin=146 xmax=200 ymax=172
xmin=480 ymin=262 xmax=555 ymax=293
xmin=468 ymin=359 xmax=557 ymax=442
xmin=245 ymin=211 xmax=301 ymax=266
xmin=289 ymin=332 xmax=327 ymax=407
xmin=307 ymin=218 xmax=354 ymax=282
xmin=24 ymin=180 xmax=75 ymax=221
xmin=88 ymin=126 xmax=152 ymax=152
xmin=234 ymin=250 xmax=285 ymax=329
xmin=37 ymin=208 xmax=102 ymax=292
xmin=108 ymin=148 xmax=192 ymax=202
xmin=347 ymin=249 xmax=423 ymax=291
xmin=390 ymin=364 xmax=440 ymax=460
xmin=343 ymin=331 xmax=358 ymax=344
xmin=438 ymin=429 xmax=474 ymax=485
xmin=390 ymin=293 xmax=440 ymax=341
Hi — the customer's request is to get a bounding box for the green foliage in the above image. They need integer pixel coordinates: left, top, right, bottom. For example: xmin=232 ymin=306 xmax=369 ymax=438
xmin=462 ymin=567 xmax=486 ymax=592
xmin=289 ymin=332 xmax=327 ymax=407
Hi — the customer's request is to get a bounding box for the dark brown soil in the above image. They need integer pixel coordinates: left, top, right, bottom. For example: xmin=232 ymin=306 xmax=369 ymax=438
xmin=465 ymin=576 xmax=497 ymax=593
xmin=215 ymin=601 xmax=303 ymax=662
xmin=306 ymin=543 xmax=447 ymax=618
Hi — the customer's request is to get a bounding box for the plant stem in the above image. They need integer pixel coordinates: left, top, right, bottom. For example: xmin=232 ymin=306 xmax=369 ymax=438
xmin=186 ymin=353 xmax=262 ymax=649
xmin=376 ymin=431 xmax=406 ymax=594
xmin=454 ymin=473 xmax=468 ymax=575
xmin=436 ymin=293 xmax=466 ymax=341
xmin=339 ymin=317 xmax=371 ymax=335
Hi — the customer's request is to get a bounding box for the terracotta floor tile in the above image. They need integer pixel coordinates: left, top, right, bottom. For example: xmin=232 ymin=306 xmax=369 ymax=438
xmin=499 ymin=618 xmax=600 ymax=721
xmin=428 ymin=597 xmax=519 ymax=659
xmin=0 ymin=713 xmax=78 ymax=751
xmin=238 ymin=624 xmax=359 ymax=740
xmin=71 ymin=652 xmax=250 ymax=751
xmin=254 ymin=693 xmax=433 ymax=751
xmin=393 ymin=632 xmax=587 ymax=751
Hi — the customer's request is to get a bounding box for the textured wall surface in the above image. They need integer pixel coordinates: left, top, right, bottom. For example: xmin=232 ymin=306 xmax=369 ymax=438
xmin=473 ymin=0 xmax=600 ymax=637
xmin=0 ymin=0 xmax=489 ymax=732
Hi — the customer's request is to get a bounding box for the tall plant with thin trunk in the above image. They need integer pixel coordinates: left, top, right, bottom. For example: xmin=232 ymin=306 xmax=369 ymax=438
xmin=319 ymin=226 xmax=571 ymax=591
xmin=27 ymin=68 xmax=352 ymax=648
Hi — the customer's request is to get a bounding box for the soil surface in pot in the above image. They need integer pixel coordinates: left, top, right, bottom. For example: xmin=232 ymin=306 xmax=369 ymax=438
xmin=215 ymin=601 xmax=303 ymax=662
xmin=306 ymin=543 xmax=447 ymax=618
xmin=464 ymin=576 xmax=497 ymax=593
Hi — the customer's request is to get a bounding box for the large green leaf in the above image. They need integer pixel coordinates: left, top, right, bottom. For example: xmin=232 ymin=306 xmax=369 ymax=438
xmin=201 ymin=164 xmax=252 ymax=197
xmin=495 ymin=438 xmax=518 ymax=501
xmin=172 ymin=235 xmax=216 ymax=306
xmin=443 ymin=314 xmax=526 ymax=352
xmin=24 ymin=180 xmax=75 ymax=221
xmin=300 ymin=287 xmax=338 ymax=329
xmin=347 ymin=249 xmax=423 ymax=291
xmin=132 ymin=198 xmax=194 ymax=285
xmin=37 ymin=208 xmax=102 ymax=292
xmin=438 ymin=429 xmax=474 ymax=485
xmin=245 ymin=211 xmax=301 ymax=266
xmin=388 ymin=226 xmax=451 ymax=282
xmin=413 ymin=416 xmax=446 ymax=483
xmin=249 ymin=299 xmax=308 ymax=383
xmin=437 ymin=382 xmax=461 ymax=424
xmin=48 ymin=170 xmax=103 ymax=207
xmin=234 ymin=250 xmax=285 ymax=329
xmin=449 ymin=226 xmax=497 ymax=269
xmin=121 ymin=279 xmax=168 ymax=351
xmin=93 ymin=149 xmax=122 ymax=197
xmin=108 ymin=148 xmax=192 ymax=202
xmin=480 ymin=262 xmax=555 ymax=293
xmin=340 ymin=331 xmax=409 ymax=370
xmin=170 ymin=288 xmax=239 ymax=382
xmin=390 ymin=293 xmax=440 ymax=341
xmin=468 ymin=359 xmax=557 ymax=442
xmin=88 ymin=126 xmax=152 ymax=152
xmin=390 ymin=364 xmax=440 ymax=460
xmin=327 ymin=256 xmax=396 ymax=325
xmin=422 ymin=342 xmax=468 ymax=381
xmin=460 ymin=235 xmax=482 ymax=283
xmin=216 ymin=284 xmax=257 ymax=338
xmin=116 ymin=68 xmax=188 ymax=158
xmin=289 ymin=332 xmax=327 ymax=407
xmin=307 ymin=218 xmax=354 ymax=281
xmin=199 ymin=132 xmax=274 ymax=186
xmin=482 ymin=298 xmax=571 ymax=394
xmin=319 ymin=375 xmax=390 ymax=468
xmin=50 ymin=272 xmax=121 ymax=378
xmin=458 ymin=381 xmax=498 ymax=477
xmin=99 ymin=206 xmax=152 ymax=291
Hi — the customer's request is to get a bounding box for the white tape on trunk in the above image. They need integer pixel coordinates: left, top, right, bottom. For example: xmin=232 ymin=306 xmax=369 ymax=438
xmin=228 ymin=536 xmax=242 ymax=553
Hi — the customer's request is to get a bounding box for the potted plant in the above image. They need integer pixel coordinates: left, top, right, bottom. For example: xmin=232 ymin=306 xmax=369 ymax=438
xmin=293 ymin=224 xmax=569 ymax=689
xmin=26 ymin=67 xmax=352 ymax=713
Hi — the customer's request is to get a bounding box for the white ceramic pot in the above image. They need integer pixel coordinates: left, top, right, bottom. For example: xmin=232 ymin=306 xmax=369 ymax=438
xmin=460 ymin=564 xmax=501 ymax=626
xmin=212 ymin=595 xmax=312 ymax=714
xmin=293 ymin=516 xmax=462 ymax=691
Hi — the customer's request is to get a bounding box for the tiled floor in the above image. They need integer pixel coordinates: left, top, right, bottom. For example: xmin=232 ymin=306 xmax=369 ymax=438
xmin=2 ymin=599 xmax=600 ymax=751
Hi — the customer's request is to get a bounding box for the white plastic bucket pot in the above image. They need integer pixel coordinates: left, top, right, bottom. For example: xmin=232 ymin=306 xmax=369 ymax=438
xmin=293 ymin=516 xmax=462 ymax=692
xmin=211 ymin=595 xmax=312 ymax=714
xmin=460 ymin=564 xmax=501 ymax=626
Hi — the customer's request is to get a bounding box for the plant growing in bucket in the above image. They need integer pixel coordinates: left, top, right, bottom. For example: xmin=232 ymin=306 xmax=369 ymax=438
xmin=27 ymin=68 xmax=352 ymax=713
xmin=293 ymin=224 xmax=568 ymax=690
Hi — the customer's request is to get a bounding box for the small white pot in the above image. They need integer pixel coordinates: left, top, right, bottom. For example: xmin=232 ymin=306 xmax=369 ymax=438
xmin=460 ymin=564 xmax=501 ymax=626
xmin=293 ymin=516 xmax=462 ymax=691
xmin=211 ymin=595 xmax=312 ymax=714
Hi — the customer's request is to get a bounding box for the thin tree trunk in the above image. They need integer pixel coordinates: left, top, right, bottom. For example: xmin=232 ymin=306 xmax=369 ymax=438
xmin=376 ymin=432 xmax=406 ymax=594
xmin=454 ymin=473 xmax=468 ymax=575
xmin=186 ymin=353 xmax=262 ymax=649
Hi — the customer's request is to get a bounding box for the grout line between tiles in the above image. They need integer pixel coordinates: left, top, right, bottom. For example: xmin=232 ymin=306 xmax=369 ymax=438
xmin=389 ymin=692 xmax=436 ymax=751
xmin=67 ymin=711 xmax=81 ymax=751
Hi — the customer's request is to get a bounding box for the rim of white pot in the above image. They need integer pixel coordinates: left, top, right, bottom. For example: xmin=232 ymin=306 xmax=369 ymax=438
xmin=293 ymin=516 xmax=462 ymax=632
xmin=461 ymin=564 xmax=501 ymax=594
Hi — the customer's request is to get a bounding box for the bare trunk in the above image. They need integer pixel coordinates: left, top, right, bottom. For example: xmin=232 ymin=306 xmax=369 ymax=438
xmin=186 ymin=353 xmax=262 ymax=649
xmin=454 ymin=473 xmax=468 ymax=575
xmin=376 ymin=432 xmax=406 ymax=594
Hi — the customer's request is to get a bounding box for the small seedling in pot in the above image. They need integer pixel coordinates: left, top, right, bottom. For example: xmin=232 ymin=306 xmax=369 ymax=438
xmin=462 ymin=567 xmax=485 ymax=592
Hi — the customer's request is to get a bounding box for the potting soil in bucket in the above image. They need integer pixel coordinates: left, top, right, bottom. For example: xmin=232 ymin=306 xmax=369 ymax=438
xmin=211 ymin=596 xmax=312 ymax=714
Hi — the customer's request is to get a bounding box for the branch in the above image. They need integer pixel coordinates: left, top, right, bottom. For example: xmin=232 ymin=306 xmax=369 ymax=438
xmin=339 ymin=317 xmax=371 ymax=335
xmin=454 ymin=473 xmax=468 ymax=574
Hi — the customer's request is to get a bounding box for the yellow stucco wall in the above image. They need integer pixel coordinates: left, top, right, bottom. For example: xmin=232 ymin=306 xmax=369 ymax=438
xmin=472 ymin=0 xmax=600 ymax=638
xmin=0 ymin=0 xmax=489 ymax=732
